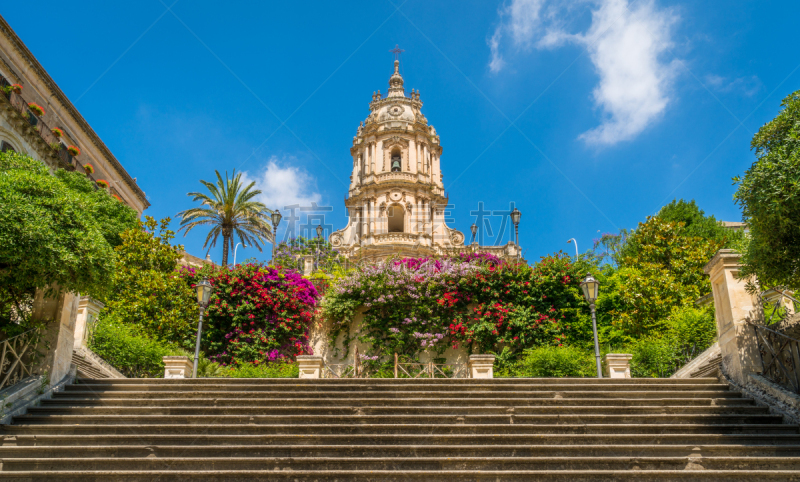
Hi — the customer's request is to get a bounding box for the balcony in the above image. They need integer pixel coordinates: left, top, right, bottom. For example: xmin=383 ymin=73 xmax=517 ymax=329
xmin=1 ymin=77 xmax=76 ymax=170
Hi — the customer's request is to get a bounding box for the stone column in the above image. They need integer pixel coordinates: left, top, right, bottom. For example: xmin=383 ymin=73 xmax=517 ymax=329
xmin=73 ymin=296 xmax=105 ymax=350
xmin=377 ymin=140 xmax=384 ymax=173
xmin=163 ymin=356 xmax=193 ymax=378
xmin=33 ymin=287 xmax=79 ymax=385
xmin=468 ymin=355 xmax=495 ymax=379
xmin=409 ymin=139 xmax=417 ymax=174
xmin=297 ymin=355 xmax=324 ymax=379
xmin=303 ymin=255 xmax=314 ymax=276
xmin=704 ymin=249 xmax=762 ymax=386
xmin=603 ymin=354 xmax=633 ymax=378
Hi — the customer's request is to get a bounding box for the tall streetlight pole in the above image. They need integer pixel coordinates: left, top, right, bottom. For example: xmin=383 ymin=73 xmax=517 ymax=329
xmin=192 ymin=279 xmax=213 ymax=379
xmin=233 ymin=242 xmax=246 ymax=266
xmin=510 ymin=208 xmax=521 ymax=260
xmin=580 ymin=274 xmax=602 ymax=378
xmin=567 ymin=238 xmax=578 ymax=259
xmin=270 ymin=210 xmax=282 ymax=262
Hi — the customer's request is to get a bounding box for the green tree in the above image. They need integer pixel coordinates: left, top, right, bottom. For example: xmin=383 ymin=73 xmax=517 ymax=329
xmin=657 ymin=199 xmax=742 ymax=247
xmin=0 ymin=151 xmax=137 ymax=328
xmin=101 ymin=217 xmax=198 ymax=348
xmin=610 ymin=217 xmax=721 ymax=337
xmin=734 ymin=90 xmax=800 ymax=289
xmin=177 ymin=170 xmax=274 ymax=266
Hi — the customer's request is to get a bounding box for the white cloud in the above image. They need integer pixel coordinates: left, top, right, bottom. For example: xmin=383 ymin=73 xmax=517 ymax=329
xmin=705 ymin=74 xmax=761 ymax=97
xmin=489 ymin=0 xmax=678 ymax=145
xmin=242 ymin=156 xmax=322 ymax=210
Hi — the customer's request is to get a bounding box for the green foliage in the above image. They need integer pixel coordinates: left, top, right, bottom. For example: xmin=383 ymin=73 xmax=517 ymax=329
xmin=224 ymin=360 xmax=299 ymax=378
xmin=178 ymin=170 xmax=274 ymax=266
xmin=628 ymin=305 xmax=716 ymax=377
xmin=195 ymin=356 xmax=226 ymax=378
xmin=323 ymin=254 xmax=585 ymax=363
xmin=89 ymin=318 xmax=184 ymax=378
xmin=657 ymin=199 xmax=743 ymax=248
xmin=610 ymin=216 xmax=721 ymax=337
xmin=273 ymin=236 xmax=348 ymax=277
xmin=180 ymin=262 xmax=318 ymax=365
xmin=101 ymin=217 xmax=198 ymax=350
xmin=734 ymin=90 xmax=800 ymax=289
xmin=0 ymin=151 xmax=137 ymax=328
xmin=500 ymin=345 xmax=595 ymax=378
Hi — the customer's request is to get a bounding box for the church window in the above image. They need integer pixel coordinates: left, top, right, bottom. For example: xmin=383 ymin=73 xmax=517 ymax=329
xmin=387 ymin=204 xmax=404 ymax=233
xmin=1 ymin=141 xmax=16 ymax=153
xmin=390 ymin=149 xmax=402 ymax=172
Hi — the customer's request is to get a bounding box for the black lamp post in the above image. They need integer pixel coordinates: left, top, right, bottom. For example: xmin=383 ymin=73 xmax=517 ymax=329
xmin=270 ymin=210 xmax=282 ymax=261
xmin=510 ymin=207 xmax=521 ymax=259
xmin=192 ymin=279 xmax=213 ymax=379
xmin=470 ymin=223 xmax=478 ymax=245
xmin=580 ymin=274 xmax=602 ymax=378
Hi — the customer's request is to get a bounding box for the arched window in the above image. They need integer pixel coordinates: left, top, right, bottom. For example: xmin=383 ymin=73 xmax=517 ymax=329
xmin=1 ymin=141 xmax=16 ymax=153
xmin=387 ymin=204 xmax=405 ymax=233
xmin=390 ymin=149 xmax=402 ymax=172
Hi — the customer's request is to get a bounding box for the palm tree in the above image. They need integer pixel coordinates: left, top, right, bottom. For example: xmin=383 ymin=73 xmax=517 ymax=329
xmin=177 ymin=170 xmax=273 ymax=266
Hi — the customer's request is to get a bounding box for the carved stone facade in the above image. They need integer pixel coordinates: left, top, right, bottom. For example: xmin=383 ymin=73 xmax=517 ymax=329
xmin=329 ymin=60 xmax=519 ymax=261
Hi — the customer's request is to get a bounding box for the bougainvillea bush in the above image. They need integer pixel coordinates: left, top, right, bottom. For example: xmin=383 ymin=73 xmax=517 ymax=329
xmin=181 ymin=263 xmax=319 ymax=366
xmin=321 ymin=253 xmax=586 ymax=364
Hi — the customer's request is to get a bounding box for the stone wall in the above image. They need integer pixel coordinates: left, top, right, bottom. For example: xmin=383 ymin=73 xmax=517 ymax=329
xmin=309 ymin=308 xmax=469 ymax=366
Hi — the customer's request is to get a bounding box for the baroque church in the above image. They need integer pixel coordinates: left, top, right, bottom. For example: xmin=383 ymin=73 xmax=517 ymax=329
xmin=329 ymin=59 xmax=520 ymax=261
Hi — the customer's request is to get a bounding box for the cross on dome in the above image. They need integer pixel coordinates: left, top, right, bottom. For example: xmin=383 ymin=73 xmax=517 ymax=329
xmin=389 ymin=44 xmax=404 ymax=61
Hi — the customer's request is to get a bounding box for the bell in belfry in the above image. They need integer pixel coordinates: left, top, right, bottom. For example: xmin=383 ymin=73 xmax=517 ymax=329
xmin=391 ymin=155 xmax=402 ymax=172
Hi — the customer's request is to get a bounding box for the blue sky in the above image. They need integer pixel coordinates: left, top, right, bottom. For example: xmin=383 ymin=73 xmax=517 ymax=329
xmin=4 ymin=1 xmax=799 ymax=263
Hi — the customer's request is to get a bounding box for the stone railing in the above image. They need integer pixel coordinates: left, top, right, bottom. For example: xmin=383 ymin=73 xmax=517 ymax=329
xmin=373 ymin=232 xmax=419 ymax=244
xmin=298 ymin=352 xmax=495 ymax=379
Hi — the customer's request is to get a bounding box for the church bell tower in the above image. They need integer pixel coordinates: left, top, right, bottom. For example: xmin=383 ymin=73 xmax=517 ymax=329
xmin=328 ymin=59 xmax=466 ymax=260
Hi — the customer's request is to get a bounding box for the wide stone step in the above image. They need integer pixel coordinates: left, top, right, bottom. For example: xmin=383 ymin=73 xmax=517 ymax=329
xmin=74 ymin=377 xmax=722 ymax=385
xmin=28 ymin=404 xmax=771 ymax=416
xmin=3 ymin=423 xmax=793 ymax=436
xmin=0 ymin=469 xmax=798 ymax=481
xmin=2 ymin=443 xmax=799 ymax=458
xmin=4 ymin=456 xmax=800 ymax=471
xmin=11 ymin=413 xmax=785 ymax=426
xmin=64 ymin=383 xmax=732 ymax=393
xmin=7 ymin=433 xmax=800 ymax=447
xmin=50 ymin=390 xmax=742 ymax=403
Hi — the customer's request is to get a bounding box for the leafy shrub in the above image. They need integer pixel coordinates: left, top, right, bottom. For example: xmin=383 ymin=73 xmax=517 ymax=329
xmin=323 ymin=253 xmax=585 ymax=362
xmin=89 ymin=319 xmax=184 ymax=378
xmin=181 ymin=263 xmax=319 ymax=366
xmin=225 ymin=361 xmax=299 ymax=378
xmin=501 ymin=345 xmax=595 ymax=378
xmin=629 ymin=336 xmax=679 ymax=378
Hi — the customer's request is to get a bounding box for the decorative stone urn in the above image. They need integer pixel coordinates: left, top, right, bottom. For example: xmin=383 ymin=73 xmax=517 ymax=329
xmin=468 ymin=354 xmax=495 ymax=379
xmin=297 ymin=355 xmax=324 ymax=379
xmin=163 ymin=356 xmax=193 ymax=379
xmin=603 ymin=353 xmax=633 ymax=379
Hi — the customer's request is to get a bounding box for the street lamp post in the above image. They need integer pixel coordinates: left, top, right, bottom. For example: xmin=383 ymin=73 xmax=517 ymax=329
xmin=192 ymin=278 xmax=214 ymax=379
xmin=510 ymin=208 xmax=521 ymax=260
xmin=580 ymin=274 xmax=602 ymax=378
xmin=270 ymin=210 xmax=282 ymax=262
xmin=470 ymin=223 xmax=478 ymax=245
xmin=567 ymin=238 xmax=578 ymax=259
xmin=233 ymin=242 xmax=246 ymax=266
xmin=315 ymin=224 xmax=323 ymax=271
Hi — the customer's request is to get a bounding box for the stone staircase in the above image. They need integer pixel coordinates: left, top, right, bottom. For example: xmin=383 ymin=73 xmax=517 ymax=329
xmin=0 ymin=377 xmax=799 ymax=480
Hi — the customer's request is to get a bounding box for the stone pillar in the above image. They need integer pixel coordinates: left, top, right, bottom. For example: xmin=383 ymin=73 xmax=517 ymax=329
xmin=603 ymin=354 xmax=632 ymax=378
xmin=303 ymin=255 xmax=314 ymax=276
xmin=163 ymin=356 xmax=193 ymax=378
xmin=468 ymin=354 xmax=495 ymax=379
xmin=409 ymin=138 xmax=417 ymax=174
xmin=704 ymin=249 xmax=762 ymax=386
xmin=73 ymin=296 xmax=105 ymax=350
xmin=377 ymin=140 xmax=384 ymax=173
xmin=297 ymin=355 xmax=324 ymax=379
xmin=33 ymin=287 xmax=79 ymax=385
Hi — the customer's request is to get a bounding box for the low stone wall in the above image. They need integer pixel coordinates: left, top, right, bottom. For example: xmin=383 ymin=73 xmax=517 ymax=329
xmin=309 ymin=309 xmax=469 ymax=366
